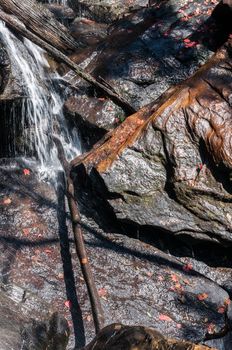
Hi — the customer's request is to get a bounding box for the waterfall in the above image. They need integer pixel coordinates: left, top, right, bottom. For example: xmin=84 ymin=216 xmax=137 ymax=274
xmin=0 ymin=21 xmax=80 ymax=180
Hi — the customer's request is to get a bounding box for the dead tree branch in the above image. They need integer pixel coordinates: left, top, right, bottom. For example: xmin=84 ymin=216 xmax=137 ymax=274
xmin=0 ymin=9 xmax=136 ymax=115
xmin=53 ymin=136 xmax=105 ymax=334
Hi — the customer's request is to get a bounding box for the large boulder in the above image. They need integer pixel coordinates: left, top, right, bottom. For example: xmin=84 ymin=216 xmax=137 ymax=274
xmin=74 ymin=37 xmax=232 ymax=246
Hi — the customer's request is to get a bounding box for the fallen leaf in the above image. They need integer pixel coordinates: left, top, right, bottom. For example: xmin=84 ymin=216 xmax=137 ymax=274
xmin=22 ymin=228 xmax=30 ymax=236
xmin=217 ymin=306 xmax=226 ymax=314
xmin=224 ymin=298 xmax=231 ymax=306
xmin=171 ymin=274 xmax=179 ymax=282
xmin=183 ymin=263 xmax=193 ymax=272
xmin=159 ymin=314 xmax=173 ymax=322
xmin=197 ymin=293 xmax=208 ymax=301
xmin=3 ymin=197 xmax=12 ymax=205
xmin=207 ymin=323 xmax=216 ymax=334
xmin=86 ymin=315 xmax=92 ymax=322
xmin=58 ymin=273 xmax=64 ymax=280
xmin=98 ymin=288 xmax=107 ymax=298
xmin=23 ymin=168 xmax=30 ymax=176
xmin=64 ymin=300 xmax=72 ymax=309
xmin=158 ymin=275 xmax=164 ymax=281
xmin=146 ymin=271 xmax=153 ymax=277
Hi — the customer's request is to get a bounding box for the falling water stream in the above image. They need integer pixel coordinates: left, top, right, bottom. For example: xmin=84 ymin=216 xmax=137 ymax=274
xmin=0 ymin=20 xmax=80 ymax=180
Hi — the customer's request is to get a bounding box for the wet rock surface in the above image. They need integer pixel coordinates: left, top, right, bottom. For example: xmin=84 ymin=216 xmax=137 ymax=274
xmin=0 ymin=0 xmax=232 ymax=349
xmin=0 ymin=161 xmax=232 ymax=349
xmin=81 ymin=38 xmax=232 ymax=246
xmin=63 ymin=0 xmax=230 ymax=135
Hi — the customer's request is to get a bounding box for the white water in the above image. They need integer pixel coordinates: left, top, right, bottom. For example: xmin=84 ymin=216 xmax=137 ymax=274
xmin=0 ymin=21 xmax=80 ymax=179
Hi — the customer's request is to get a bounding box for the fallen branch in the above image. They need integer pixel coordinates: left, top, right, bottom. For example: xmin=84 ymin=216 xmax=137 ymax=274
xmin=0 ymin=9 xmax=136 ymax=115
xmin=53 ymin=136 xmax=105 ymax=334
xmin=0 ymin=0 xmax=79 ymax=52
xmin=70 ymin=45 xmax=229 ymax=172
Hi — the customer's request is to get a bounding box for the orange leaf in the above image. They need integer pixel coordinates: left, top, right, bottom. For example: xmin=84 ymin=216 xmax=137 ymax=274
xmin=146 ymin=271 xmax=153 ymax=277
xmin=197 ymin=293 xmax=208 ymax=301
xmin=159 ymin=314 xmax=173 ymax=322
xmin=224 ymin=298 xmax=231 ymax=306
xmin=3 ymin=197 xmax=12 ymax=205
xmin=86 ymin=315 xmax=92 ymax=322
xmin=171 ymin=274 xmax=179 ymax=282
xmin=22 ymin=228 xmax=30 ymax=236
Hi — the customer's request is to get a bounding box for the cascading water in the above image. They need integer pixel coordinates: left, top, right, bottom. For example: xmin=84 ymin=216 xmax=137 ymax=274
xmin=0 ymin=21 xmax=80 ymax=180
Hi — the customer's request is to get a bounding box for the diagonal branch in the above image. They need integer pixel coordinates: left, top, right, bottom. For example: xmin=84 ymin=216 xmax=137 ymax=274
xmin=0 ymin=9 xmax=136 ymax=115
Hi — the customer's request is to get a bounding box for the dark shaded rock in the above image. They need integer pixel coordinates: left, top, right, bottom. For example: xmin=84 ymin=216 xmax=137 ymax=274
xmin=70 ymin=17 xmax=108 ymax=46
xmin=0 ymin=42 xmax=10 ymax=95
xmin=68 ymin=0 xmax=150 ymax=23
xmin=21 ymin=312 xmax=70 ymax=350
xmin=0 ymin=160 xmax=231 ymax=348
xmin=212 ymin=0 xmax=232 ymax=32
xmin=0 ymin=288 xmax=69 ymax=350
xmin=45 ymin=4 xmax=76 ymax=24
xmin=63 ymin=0 xmax=225 ymax=133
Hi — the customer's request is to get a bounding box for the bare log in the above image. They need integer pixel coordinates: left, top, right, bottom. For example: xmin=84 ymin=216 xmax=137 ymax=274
xmin=0 ymin=0 xmax=79 ymax=52
xmin=0 ymin=9 xmax=136 ymax=115
xmin=53 ymin=136 xmax=104 ymax=334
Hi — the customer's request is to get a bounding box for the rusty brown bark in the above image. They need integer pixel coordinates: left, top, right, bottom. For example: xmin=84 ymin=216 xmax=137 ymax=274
xmin=70 ymin=45 xmax=230 ymax=173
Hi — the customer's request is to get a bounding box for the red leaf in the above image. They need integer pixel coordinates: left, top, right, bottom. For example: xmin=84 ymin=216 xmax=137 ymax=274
xmin=207 ymin=323 xmax=216 ymax=334
xmin=158 ymin=275 xmax=164 ymax=281
xmin=23 ymin=168 xmax=30 ymax=176
xmin=98 ymin=288 xmax=107 ymax=298
xmin=217 ymin=306 xmax=226 ymax=314
xmin=183 ymin=263 xmax=193 ymax=272
xmin=159 ymin=314 xmax=173 ymax=322
xmin=197 ymin=293 xmax=208 ymax=301
xmin=64 ymin=300 xmax=72 ymax=309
